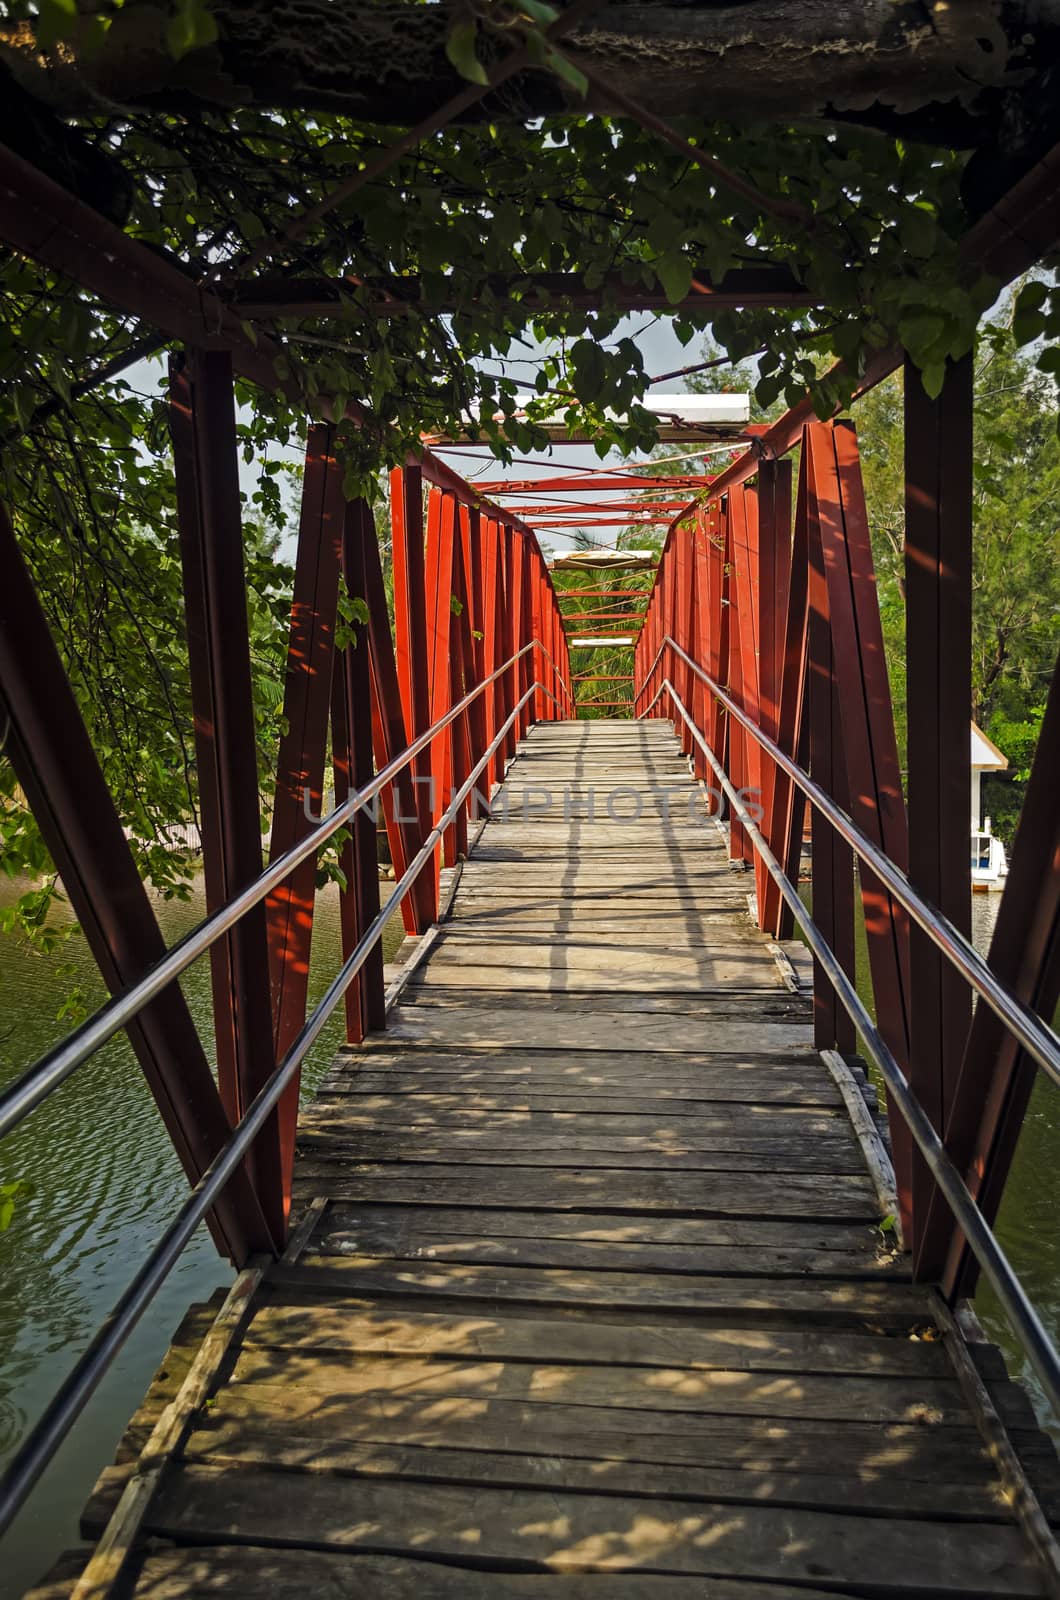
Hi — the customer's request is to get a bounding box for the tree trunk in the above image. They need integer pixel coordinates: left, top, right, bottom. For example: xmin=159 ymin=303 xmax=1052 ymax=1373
xmin=5 ymin=0 xmax=1059 ymax=155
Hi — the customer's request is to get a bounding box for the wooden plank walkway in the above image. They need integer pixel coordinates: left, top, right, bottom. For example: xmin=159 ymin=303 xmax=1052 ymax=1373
xmin=37 ymin=721 xmax=1060 ymax=1598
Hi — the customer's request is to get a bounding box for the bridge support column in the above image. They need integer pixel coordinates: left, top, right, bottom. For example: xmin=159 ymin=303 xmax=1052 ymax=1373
xmin=169 ymin=348 xmax=284 ymax=1248
xmin=904 ymin=352 xmax=975 ymax=1274
xmin=332 ymin=500 xmax=386 ymax=1044
xmin=266 ymin=422 xmax=346 ymax=1226
xmin=390 ymin=465 xmax=438 ymax=925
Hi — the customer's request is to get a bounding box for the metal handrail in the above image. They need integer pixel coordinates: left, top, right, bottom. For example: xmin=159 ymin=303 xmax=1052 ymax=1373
xmin=0 ymin=639 xmax=570 ymax=1141
xmin=644 ymin=674 xmax=1060 ymax=1424
xmin=0 ymin=676 xmax=557 ymax=1537
xmin=639 ymin=635 xmax=1060 ymax=1095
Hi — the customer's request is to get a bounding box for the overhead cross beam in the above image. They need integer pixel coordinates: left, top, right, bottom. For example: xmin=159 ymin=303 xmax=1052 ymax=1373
xmin=230 ymin=266 xmax=817 ymax=320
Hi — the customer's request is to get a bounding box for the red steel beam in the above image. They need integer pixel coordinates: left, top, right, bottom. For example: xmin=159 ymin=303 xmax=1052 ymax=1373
xmin=424 ymin=489 xmax=467 ymax=868
xmin=904 ymin=353 xmax=974 ymax=1273
xmin=753 ymin=458 xmax=793 ymax=929
xmin=762 ymin=459 xmax=810 ymax=939
xmin=389 ymin=465 xmax=438 ymax=926
xmin=811 ymin=421 xmax=914 ymax=1228
xmin=477 ymin=477 xmax=716 ymax=494
xmin=266 ymin=422 xmax=346 ymax=1223
xmin=169 ymin=348 xmax=283 ymax=1245
xmin=0 ymin=501 xmax=272 ymax=1264
xmin=330 ymin=501 xmax=386 ymax=1043
xmin=360 ymin=502 xmax=430 ymax=937
xmin=928 ymin=644 xmax=1060 ymax=1300
xmin=806 ymin=500 xmax=857 ymax=1055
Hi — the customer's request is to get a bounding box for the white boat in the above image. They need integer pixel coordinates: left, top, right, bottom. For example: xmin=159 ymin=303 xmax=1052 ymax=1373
xmin=971 ymin=818 xmax=1008 ymax=892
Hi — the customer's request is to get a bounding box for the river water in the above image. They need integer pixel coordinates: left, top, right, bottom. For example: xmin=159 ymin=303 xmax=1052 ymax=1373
xmin=0 ymin=878 xmax=1056 ymax=1595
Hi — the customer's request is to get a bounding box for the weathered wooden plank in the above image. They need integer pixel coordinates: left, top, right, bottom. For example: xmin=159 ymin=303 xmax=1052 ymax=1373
xmin=299 ymin=1092 xmax=846 ymax=1123
xmin=173 ymin=1428 xmax=1023 ymax=1523
xmin=316 ymin=1055 xmax=843 ymax=1103
xmin=224 ymin=1345 xmax=1016 ymax=1428
xmin=399 ymin=991 xmax=812 ymax=1024
xmin=244 ymin=1297 xmax=950 ymax=1370
xmin=289 ymin=1161 xmax=878 ymax=1218
xmin=187 ymin=1378 xmax=1057 ymax=1482
xmin=273 ymin=1258 xmax=921 ymax=1320
xmin=133 ymin=1463 xmax=1047 ymax=1594
xmin=296 ymin=1204 xmax=885 ymax=1257
xmin=119 ymin=1545 xmax=871 ymax=1600
xmin=308 ymin=1221 xmax=895 ymax=1276
xmin=295 ymin=1138 xmax=868 ymax=1177
xmin=385 ymin=1006 xmax=814 ymax=1055
xmin=409 ymin=968 xmax=784 ymax=995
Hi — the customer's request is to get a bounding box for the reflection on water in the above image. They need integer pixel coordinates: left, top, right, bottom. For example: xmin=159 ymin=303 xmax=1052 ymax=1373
xmin=0 ymin=875 xmax=401 ymax=1599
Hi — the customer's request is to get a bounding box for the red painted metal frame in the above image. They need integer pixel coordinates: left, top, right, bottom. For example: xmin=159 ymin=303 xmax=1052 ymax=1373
xmin=332 ymin=499 xmax=386 ymax=1044
xmin=389 ymin=465 xmax=438 ymax=927
xmin=931 ymin=646 xmax=1060 ymax=1299
xmin=358 ymin=506 xmax=428 ymax=937
xmin=0 ymin=501 xmax=272 ymax=1264
xmin=806 ymin=510 xmax=857 ymax=1055
xmin=904 ymin=354 xmax=974 ymax=1271
xmin=637 ymin=420 xmax=915 ymax=1228
xmin=265 ymin=422 xmax=346 ymax=1222
xmin=168 ymin=349 xmax=283 ymax=1246
xmin=424 ymin=488 xmax=467 ymax=871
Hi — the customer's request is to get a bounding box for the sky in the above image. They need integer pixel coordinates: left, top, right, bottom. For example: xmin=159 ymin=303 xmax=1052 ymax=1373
xmin=127 ymin=313 xmax=754 ymax=557
xmin=433 ymin=314 xmax=751 ymax=554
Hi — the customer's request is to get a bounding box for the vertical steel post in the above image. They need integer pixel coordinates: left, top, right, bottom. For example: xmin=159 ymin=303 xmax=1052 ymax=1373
xmin=730 ymin=486 xmax=762 ymax=868
xmin=807 ymin=511 xmax=857 ymax=1054
xmin=332 ymin=500 xmax=386 ymax=1042
xmin=762 ymin=455 xmax=810 ymax=939
xmin=811 ymin=420 xmax=913 ymax=1228
xmin=390 ymin=464 xmax=435 ymax=905
xmin=673 ymin=523 xmax=695 ymax=755
xmin=500 ymin=523 xmax=518 ymax=757
xmin=755 ymin=459 xmax=793 ymax=929
xmin=266 ymin=422 xmax=346 ymax=1223
xmin=425 ymin=489 xmax=467 ymax=867
xmin=905 ymin=352 xmax=974 ymax=1269
xmin=168 ymin=349 xmax=283 ymax=1245
xmin=360 ymin=508 xmax=434 ymax=934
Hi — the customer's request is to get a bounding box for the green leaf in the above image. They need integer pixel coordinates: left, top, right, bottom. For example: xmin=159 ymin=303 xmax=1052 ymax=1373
xmin=445 ymin=21 xmax=489 ymax=86
xmin=166 ymin=0 xmax=219 ymax=60
xmin=569 ymin=339 xmax=606 ymax=404
xmin=654 ymin=254 xmax=694 ymax=306
xmin=898 ymin=205 xmax=938 ymax=259
xmin=545 ymin=46 xmax=589 ymax=97
xmin=450 ymin=594 xmax=464 ymax=616
xmin=513 ymin=0 xmax=559 ymax=21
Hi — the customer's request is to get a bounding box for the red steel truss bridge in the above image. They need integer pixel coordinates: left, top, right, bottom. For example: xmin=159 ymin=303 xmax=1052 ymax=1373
xmin=2 ymin=120 xmax=1060 ymax=1600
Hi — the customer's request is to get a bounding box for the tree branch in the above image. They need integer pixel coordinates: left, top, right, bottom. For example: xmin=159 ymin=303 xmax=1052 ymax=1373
xmin=4 ymin=0 xmax=1058 ymax=154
